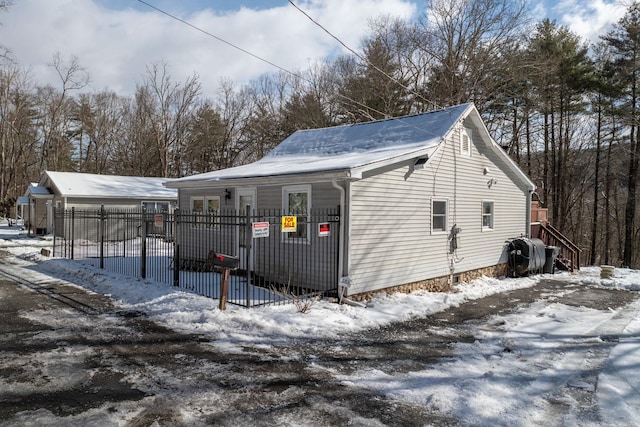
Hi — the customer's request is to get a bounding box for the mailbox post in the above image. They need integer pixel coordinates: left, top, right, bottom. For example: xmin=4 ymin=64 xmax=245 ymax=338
xmin=207 ymin=250 xmax=239 ymax=310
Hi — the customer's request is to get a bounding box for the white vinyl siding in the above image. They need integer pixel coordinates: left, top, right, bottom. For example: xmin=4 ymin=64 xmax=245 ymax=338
xmin=346 ymin=122 xmax=528 ymax=295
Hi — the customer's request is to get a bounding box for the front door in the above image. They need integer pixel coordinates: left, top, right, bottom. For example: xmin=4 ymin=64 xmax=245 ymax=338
xmin=236 ymin=187 xmax=256 ymax=270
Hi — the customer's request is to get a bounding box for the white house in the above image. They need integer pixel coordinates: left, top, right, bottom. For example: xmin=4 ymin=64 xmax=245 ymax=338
xmin=165 ymin=103 xmax=536 ymax=297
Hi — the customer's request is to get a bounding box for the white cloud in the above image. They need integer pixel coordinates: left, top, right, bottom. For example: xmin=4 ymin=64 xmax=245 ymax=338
xmin=552 ymin=0 xmax=626 ymax=41
xmin=0 ymin=0 xmax=416 ymax=98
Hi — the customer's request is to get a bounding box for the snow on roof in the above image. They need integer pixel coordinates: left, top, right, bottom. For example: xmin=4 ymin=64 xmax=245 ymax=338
xmin=45 ymin=171 xmax=177 ymax=199
xmin=169 ymin=104 xmax=471 ymax=184
xmin=27 ymin=184 xmax=52 ymax=196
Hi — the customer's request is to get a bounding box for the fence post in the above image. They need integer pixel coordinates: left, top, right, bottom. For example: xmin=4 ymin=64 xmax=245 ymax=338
xmin=140 ymin=207 xmax=147 ymax=279
xmin=173 ymin=208 xmax=180 ymax=287
xmin=336 ymin=204 xmax=342 ymax=298
xmin=71 ymin=207 xmax=75 ymax=260
xmin=52 ymin=207 xmax=57 ymax=257
xmin=100 ymin=205 xmax=105 ymax=269
xmin=245 ymin=205 xmax=251 ymax=308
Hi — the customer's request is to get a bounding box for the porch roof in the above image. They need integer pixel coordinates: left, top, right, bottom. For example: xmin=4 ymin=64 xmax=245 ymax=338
xmin=26 ymin=183 xmax=53 ymax=198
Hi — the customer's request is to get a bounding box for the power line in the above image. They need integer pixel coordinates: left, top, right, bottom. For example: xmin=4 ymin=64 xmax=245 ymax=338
xmin=287 ymin=0 xmax=443 ymax=111
xmin=137 ymin=0 xmax=306 ymax=82
xmin=136 ymin=0 xmax=449 ymax=138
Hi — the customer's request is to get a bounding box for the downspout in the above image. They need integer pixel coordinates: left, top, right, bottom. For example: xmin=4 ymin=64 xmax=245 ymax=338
xmin=526 ymin=189 xmax=534 ymax=238
xmin=331 ymin=179 xmax=347 ymax=301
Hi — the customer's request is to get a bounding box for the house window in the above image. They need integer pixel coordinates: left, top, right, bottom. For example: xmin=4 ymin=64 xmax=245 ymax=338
xmin=191 ymin=196 xmax=220 ymax=227
xmin=283 ymin=185 xmax=311 ymax=241
xmin=482 ymin=201 xmax=494 ymax=230
xmin=142 ymin=201 xmax=170 ymax=212
xmin=460 ymin=128 xmax=472 ymax=156
xmin=432 ymin=199 xmax=448 ymax=232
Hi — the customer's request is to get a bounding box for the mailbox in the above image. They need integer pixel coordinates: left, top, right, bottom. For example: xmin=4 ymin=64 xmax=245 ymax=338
xmin=207 ymin=251 xmax=239 ymax=270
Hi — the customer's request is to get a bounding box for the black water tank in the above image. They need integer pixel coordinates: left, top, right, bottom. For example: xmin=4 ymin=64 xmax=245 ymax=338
xmin=508 ymin=237 xmax=546 ymax=276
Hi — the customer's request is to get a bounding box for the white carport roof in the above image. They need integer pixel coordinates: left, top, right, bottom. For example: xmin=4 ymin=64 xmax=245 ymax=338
xmin=166 ymin=103 xmax=472 ymax=187
xmin=42 ymin=171 xmax=177 ymax=199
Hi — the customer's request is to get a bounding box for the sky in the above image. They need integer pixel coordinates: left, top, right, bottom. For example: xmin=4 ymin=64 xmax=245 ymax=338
xmin=1 ymin=224 xmax=639 ymax=424
xmin=0 ymin=0 xmax=629 ymax=100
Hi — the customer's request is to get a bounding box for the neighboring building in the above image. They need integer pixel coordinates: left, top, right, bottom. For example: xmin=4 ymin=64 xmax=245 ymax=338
xmin=21 ymin=171 xmax=178 ymax=235
xmin=165 ymin=103 xmax=536 ymax=298
xmin=19 ymin=183 xmax=54 ymax=234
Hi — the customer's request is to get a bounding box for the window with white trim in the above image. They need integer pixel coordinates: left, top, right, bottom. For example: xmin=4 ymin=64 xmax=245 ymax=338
xmin=142 ymin=201 xmax=170 ymax=212
xmin=282 ymin=185 xmax=311 ymax=241
xmin=460 ymin=128 xmax=472 ymax=156
xmin=432 ymin=199 xmax=448 ymax=233
xmin=482 ymin=201 xmax=494 ymax=230
xmin=190 ymin=196 xmax=220 ymax=228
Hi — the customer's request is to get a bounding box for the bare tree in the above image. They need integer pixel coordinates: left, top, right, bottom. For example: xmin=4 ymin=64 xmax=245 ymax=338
xmin=71 ymin=90 xmax=127 ymax=174
xmin=111 ymin=87 xmax=161 ymax=176
xmin=214 ymin=79 xmax=251 ymax=169
xmin=235 ymin=72 xmax=291 ymax=164
xmin=416 ymin=0 xmax=529 ymax=109
xmin=0 ymin=56 xmax=38 ymax=215
xmin=35 ymin=53 xmax=89 ymax=172
xmin=139 ymin=62 xmax=201 ymax=177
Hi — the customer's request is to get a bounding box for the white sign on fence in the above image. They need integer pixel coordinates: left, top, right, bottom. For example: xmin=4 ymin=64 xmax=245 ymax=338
xmin=252 ymin=221 xmax=269 ymax=238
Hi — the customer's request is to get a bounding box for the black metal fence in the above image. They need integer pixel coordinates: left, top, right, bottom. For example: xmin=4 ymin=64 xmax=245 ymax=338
xmin=53 ymin=206 xmax=340 ymax=307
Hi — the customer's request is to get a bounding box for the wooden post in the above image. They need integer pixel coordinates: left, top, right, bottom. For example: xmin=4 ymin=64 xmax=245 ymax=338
xmin=207 ymin=251 xmax=238 ymax=311
xmin=219 ymin=268 xmax=230 ymax=310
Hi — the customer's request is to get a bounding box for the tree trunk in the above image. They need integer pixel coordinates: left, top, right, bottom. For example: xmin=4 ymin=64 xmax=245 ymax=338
xmin=590 ymin=101 xmax=602 ymax=265
xmin=623 ymin=123 xmax=638 ymax=267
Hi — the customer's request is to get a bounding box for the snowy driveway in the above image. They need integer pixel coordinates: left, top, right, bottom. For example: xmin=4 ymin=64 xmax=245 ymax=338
xmin=1 ymin=246 xmax=640 ymax=426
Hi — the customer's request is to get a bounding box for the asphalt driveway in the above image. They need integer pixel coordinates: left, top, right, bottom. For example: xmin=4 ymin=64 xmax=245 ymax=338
xmin=1 ymin=253 xmax=638 ymax=426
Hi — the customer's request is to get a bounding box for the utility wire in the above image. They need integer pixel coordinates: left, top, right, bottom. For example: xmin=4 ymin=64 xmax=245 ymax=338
xmin=136 ymin=0 xmax=451 ymax=138
xmin=137 ymin=0 xmax=306 ymax=82
xmin=287 ymin=0 xmax=444 ymax=112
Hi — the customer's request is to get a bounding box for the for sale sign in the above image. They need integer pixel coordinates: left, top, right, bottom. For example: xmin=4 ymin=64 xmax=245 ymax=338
xmin=281 ymin=215 xmax=297 ymax=232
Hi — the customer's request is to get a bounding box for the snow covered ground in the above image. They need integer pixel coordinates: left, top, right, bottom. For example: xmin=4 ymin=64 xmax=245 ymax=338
xmin=1 ymin=225 xmax=640 ymax=426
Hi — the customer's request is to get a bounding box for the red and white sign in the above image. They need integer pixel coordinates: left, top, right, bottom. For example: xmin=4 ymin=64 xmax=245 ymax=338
xmin=318 ymin=222 xmax=331 ymax=237
xmin=252 ymin=221 xmax=270 ymax=238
